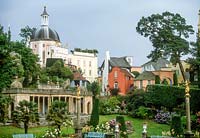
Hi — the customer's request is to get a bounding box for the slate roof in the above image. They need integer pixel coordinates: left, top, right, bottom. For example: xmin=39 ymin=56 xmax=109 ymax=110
xmin=142 ymin=58 xmax=170 ymax=71
xmin=110 ymin=57 xmax=131 ymax=68
xmin=135 ymin=71 xmax=155 ymax=80
xmin=31 ymin=27 xmax=60 ymax=42
xmin=121 ymin=68 xmax=135 ymax=77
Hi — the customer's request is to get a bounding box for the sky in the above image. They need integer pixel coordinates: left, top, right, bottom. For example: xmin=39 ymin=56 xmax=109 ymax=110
xmin=0 ymin=0 xmax=200 ymax=66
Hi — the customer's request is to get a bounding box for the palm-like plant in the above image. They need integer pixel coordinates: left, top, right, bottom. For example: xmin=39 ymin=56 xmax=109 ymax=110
xmin=12 ymin=100 xmax=39 ymax=134
xmin=0 ymin=95 xmax=13 ymax=124
xmin=46 ymin=100 xmax=70 ymax=132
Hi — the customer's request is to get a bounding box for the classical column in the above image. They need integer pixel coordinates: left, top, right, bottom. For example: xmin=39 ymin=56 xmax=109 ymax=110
xmin=75 ymin=85 xmax=82 ymax=138
xmin=38 ymin=96 xmax=40 ymax=114
xmin=184 ymin=80 xmax=194 ymax=138
xmin=42 ymin=97 xmax=45 ymax=115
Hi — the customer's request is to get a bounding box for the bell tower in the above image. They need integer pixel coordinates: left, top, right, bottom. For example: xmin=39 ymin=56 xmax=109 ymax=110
xmin=41 ymin=6 xmax=49 ymax=26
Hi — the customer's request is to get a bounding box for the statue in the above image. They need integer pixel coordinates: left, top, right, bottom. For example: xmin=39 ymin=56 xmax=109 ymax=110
xmin=185 ymin=80 xmax=190 ymax=96
xmin=10 ymin=76 xmax=23 ymax=88
xmin=77 ymin=84 xmax=81 ymax=97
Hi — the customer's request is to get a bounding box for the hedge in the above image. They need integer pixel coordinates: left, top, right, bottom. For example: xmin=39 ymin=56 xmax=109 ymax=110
xmin=146 ymin=84 xmax=200 ymax=113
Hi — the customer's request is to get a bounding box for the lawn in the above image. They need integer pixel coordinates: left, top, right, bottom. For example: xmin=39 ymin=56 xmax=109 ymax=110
xmin=0 ymin=115 xmax=170 ymax=138
xmin=99 ymin=114 xmax=170 ymax=138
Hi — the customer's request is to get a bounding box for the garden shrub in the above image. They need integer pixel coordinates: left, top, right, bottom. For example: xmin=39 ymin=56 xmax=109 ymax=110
xmin=99 ymin=96 xmax=120 ymax=115
xmin=90 ymin=98 xmax=99 ymax=127
xmin=116 ymin=116 xmax=128 ymax=138
xmin=146 ymin=85 xmax=200 ymax=113
xmin=135 ymin=106 xmax=154 ymax=119
xmin=170 ymin=114 xmax=183 ymax=137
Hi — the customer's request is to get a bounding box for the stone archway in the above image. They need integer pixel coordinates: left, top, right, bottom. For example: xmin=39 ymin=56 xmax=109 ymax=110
xmin=162 ymin=77 xmax=172 ymax=85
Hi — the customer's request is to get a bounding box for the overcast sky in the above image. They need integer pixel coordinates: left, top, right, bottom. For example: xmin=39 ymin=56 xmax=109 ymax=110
xmin=0 ymin=0 xmax=199 ymax=66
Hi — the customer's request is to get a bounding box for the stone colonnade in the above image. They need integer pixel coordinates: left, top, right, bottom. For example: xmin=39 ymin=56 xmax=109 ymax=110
xmin=3 ymin=88 xmax=93 ymax=118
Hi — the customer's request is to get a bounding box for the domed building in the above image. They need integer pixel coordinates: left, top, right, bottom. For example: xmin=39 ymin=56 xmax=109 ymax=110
xmin=30 ymin=7 xmax=67 ymax=67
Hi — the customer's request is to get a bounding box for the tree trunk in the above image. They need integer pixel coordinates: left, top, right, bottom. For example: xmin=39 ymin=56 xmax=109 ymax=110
xmin=24 ymin=121 xmax=28 ymax=134
xmin=178 ymin=60 xmax=186 ymax=82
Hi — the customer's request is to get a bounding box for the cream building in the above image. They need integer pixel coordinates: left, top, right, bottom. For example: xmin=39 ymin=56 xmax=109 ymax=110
xmin=30 ymin=6 xmax=62 ymax=67
xmin=30 ymin=7 xmax=98 ymax=82
xmin=66 ymin=51 xmax=98 ymax=82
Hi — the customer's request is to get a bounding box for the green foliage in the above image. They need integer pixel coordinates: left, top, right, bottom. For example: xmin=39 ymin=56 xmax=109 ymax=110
xmin=146 ymin=85 xmax=184 ymax=112
xmin=110 ymin=88 xmax=119 ymax=96
xmin=161 ymin=79 xmax=168 ymax=85
xmin=74 ymin=48 xmax=98 ymax=54
xmin=46 ymin=100 xmax=70 ymax=131
xmin=87 ymin=81 xmax=100 ymax=98
xmin=131 ymin=71 xmax=140 ymax=78
xmin=99 ymin=97 xmax=121 ymax=115
xmin=155 ymin=75 xmax=160 ymax=84
xmin=187 ymin=33 xmax=200 ymax=88
xmin=136 ymin=11 xmax=194 ymax=81
xmin=0 ymin=25 xmax=40 ymax=90
xmin=90 ymin=98 xmax=99 ymax=127
xmin=12 ymin=100 xmax=39 ymax=134
xmin=170 ymin=114 xmax=183 ymax=137
xmin=173 ymin=72 xmax=178 ymax=86
xmin=135 ymin=106 xmax=150 ymax=119
xmin=125 ymin=89 xmax=147 ymax=117
xmin=19 ymin=26 xmax=36 ymax=44
xmin=44 ymin=60 xmax=73 ymax=84
xmin=146 ymin=84 xmax=200 ymax=113
xmin=116 ymin=116 xmax=128 ymax=138
xmin=46 ymin=58 xmax=64 ymax=68
xmin=0 ymin=94 xmax=13 ymax=124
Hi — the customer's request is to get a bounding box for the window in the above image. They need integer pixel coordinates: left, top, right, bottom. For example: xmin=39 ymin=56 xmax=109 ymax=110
xmin=68 ymin=58 xmax=72 ymax=64
xmin=148 ymin=80 xmax=151 ymax=85
xmin=114 ymin=82 xmax=118 ymax=89
xmin=89 ymin=61 xmax=92 ymax=67
xmin=139 ymin=80 xmax=143 ymax=89
xmin=114 ymin=71 xmax=118 ymax=78
xmin=89 ymin=70 xmax=92 ymax=76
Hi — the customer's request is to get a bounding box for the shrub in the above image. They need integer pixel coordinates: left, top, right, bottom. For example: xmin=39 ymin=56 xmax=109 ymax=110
xmin=116 ymin=116 xmax=128 ymax=138
xmin=99 ymin=97 xmax=120 ymax=115
xmin=90 ymin=98 xmax=99 ymax=127
xmin=170 ymin=114 xmax=183 ymax=137
xmin=135 ymin=106 xmax=154 ymax=119
xmin=110 ymin=88 xmax=120 ymax=96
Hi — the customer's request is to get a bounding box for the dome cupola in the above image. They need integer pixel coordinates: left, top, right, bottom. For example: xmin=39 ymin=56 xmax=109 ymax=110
xmin=31 ymin=6 xmax=60 ymax=42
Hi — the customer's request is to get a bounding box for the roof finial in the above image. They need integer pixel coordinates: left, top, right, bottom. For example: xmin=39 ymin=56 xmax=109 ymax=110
xmin=41 ymin=6 xmax=49 ymax=16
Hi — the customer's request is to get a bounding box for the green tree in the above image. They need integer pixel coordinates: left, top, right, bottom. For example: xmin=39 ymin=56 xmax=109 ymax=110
xmin=0 ymin=94 xmax=13 ymax=124
xmin=173 ymin=72 xmax=178 ymax=85
xmin=170 ymin=115 xmax=183 ymax=137
xmin=188 ymin=32 xmax=200 ymax=88
xmin=46 ymin=100 xmax=70 ymax=132
xmin=0 ymin=25 xmax=40 ymax=90
xmin=116 ymin=115 xmax=128 ymax=138
xmin=131 ymin=71 xmax=140 ymax=78
xmin=87 ymin=81 xmax=100 ymax=99
xmin=19 ymin=26 xmax=36 ymax=44
xmin=90 ymin=98 xmax=99 ymax=127
xmin=12 ymin=100 xmax=39 ymax=134
xmin=136 ymin=11 xmax=194 ymax=81
xmin=46 ymin=60 xmax=73 ymax=81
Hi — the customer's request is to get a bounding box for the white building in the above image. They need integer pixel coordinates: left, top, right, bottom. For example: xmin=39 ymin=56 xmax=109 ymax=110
xmin=30 ymin=7 xmax=98 ymax=82
xmin=66 ymin=51 xmax=98 ymax=82
xmin=30 ymin=6 xmax=62 ymax=67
